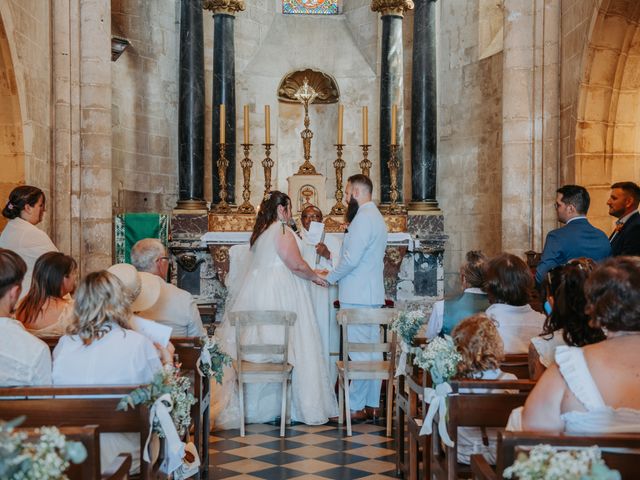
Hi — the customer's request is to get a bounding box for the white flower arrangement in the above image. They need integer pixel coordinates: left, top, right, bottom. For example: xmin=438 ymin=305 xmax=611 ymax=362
xmin=412 ymin=334 xmax=462 ymax=384
xmin=117 ymin=364 xmax=196 ymax=438
xmin=0 ymin=417 xmax=87 ymax=480
xmin=197 ymin=336 xmax=232 ymax=384
xmin=503 ymin=445 xmax=621 ymax=480
xmin=390 ymin=309 xmax=426 ymax=346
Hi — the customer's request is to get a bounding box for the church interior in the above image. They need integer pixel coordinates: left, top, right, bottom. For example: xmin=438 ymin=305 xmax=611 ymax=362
xmin=2 ymin=0 xmax=640 ymax=478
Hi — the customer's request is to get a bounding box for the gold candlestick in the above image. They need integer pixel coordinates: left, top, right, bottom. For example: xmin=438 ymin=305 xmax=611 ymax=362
xmin=330 ymin=144 xmax=346 ymax=216
xmin=214 ymin=142 xmax=232 ymax=213
xmin=359 ymin=144 xmax=372 ymax=177
xmin=262 ymin=143 xmax=274 ymax=201
xmin=387 ymin=143 xmax=406 ymax=214
xmin=238 ymin=143 xmax=255 ymax=214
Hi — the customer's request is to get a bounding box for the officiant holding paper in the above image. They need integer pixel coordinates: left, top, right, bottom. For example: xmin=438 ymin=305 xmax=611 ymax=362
xmin=300 ymin=205 xmax=341 ymax=383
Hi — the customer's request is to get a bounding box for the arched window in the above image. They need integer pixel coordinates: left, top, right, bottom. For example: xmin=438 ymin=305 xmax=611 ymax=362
xmin=283 ymin=0 xmax=339 ymax=15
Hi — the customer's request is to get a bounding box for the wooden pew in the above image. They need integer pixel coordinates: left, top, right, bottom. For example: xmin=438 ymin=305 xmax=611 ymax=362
xmin=471 ymin=431 xmax=640 ymax=480
xmin=501 ymin=353 xmax=530 ymax=379
xmin=0 ymin=385 xmax=161 ymax=480
xmin=43 ymin=335 xmax=209 ymax=480
xmin=19 ymin=425 xmax=132 ymax=480
xmin=430 ymin=379 xmax=536 ymax=480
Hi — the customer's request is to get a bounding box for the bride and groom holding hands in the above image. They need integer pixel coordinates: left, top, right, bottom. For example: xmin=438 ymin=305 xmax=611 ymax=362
xmin=212 ymin=174 xmax=388 ymax=427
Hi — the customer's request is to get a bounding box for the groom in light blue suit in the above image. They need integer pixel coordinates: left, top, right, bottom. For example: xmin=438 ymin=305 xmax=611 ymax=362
xmin=326 ymin=174 xmax=388 ymax=418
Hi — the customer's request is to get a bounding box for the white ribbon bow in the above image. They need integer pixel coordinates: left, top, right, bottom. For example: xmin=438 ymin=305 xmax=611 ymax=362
xmin=394 ymin=341 xmax=411 ymax=377
xmin=143 ymin=393 xmax=186 ymax=474
xmin=196 ymin=345 xmax=212 ymax=377
xmin=419 ymin=382 xmax=455 ymax=447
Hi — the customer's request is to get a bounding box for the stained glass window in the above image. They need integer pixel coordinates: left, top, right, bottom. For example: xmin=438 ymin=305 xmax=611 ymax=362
xmin=283 ymin=0 xmax=339 ymax=15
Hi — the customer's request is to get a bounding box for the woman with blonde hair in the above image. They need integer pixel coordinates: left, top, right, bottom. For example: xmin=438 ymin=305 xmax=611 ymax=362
xmin=452 ymin=314 xmax=517 ymax=464
xmin=52 ymin=270 xmax=171 ymax=474
xmin=15 ymin=252 xmax=77 ymax=336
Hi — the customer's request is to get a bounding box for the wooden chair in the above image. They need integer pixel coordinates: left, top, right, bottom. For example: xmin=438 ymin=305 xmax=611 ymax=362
xmin=228 ymin=310 xmax=296 ymax=437
xmin=103 ymin=454 xmax=133 ymax=480
xmin=336 ymin=307 xmax=397 ymax=437
xmin=0 ymin=385 xmax=161 ymax=480
xmin=471 ymin=431 xmax=640 ymax=480
xmin=501 ymin=353 xmax=530 ymax=379
xmin=430 ymin=379 xmax=536 ymax=480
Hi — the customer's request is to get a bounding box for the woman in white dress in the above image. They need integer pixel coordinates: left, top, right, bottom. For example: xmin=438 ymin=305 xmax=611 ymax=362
xmin=528 ymin=257 xmax=605 ymax=379
xmin=15 ymin=252 xmax=77 ymax=336
xmin=52 ymin=270 xmax=172 ymax=474
xmin=517 ymin=257 xmax=640 ymax=433
xmin=212 ymin=191 xmax=339 ymax=428
xmin=0 ymin=186 xmax=58 ymax=297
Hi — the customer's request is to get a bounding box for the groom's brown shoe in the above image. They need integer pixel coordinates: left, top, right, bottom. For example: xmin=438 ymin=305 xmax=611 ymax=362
xmin=364 ymin=406 xmax=381 ymax=421
xmin=350 ymin=409 xmax=368 ymax=421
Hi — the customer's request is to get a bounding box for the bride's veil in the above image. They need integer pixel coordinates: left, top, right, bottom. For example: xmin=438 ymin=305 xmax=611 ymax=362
xmin=224 ymin=243 xmax=252 ymax=312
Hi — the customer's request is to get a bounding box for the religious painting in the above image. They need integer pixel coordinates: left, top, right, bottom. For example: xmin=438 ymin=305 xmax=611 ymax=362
xmin=282 ymin=0 xmax=339 ymax=15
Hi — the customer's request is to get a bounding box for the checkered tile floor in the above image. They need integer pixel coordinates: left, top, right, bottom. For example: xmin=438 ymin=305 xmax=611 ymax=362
xmin=209 ymin=420 xmax=400 ymax=479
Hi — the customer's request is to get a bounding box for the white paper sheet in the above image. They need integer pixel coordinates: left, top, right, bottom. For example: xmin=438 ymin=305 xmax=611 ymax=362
xmin=132 ymin=316 xmax=172 ymax=347
xmin=305 ymin=221 xmax=325 ymax=245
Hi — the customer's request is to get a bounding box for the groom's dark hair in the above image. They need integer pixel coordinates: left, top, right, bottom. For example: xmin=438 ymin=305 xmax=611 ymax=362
xmin=250 ymin=191 xmax=291 ymax=247
xmin=347 ymin=174 xmax=372 ymax=194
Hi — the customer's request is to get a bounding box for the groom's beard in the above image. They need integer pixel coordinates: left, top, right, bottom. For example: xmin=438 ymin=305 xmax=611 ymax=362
xmin=346 ymin=197 xmax=359 ymax=224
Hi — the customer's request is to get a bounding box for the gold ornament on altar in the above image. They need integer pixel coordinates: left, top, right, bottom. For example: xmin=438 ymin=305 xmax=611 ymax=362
xmin=238 ymin=143 xmax=255 ymax=214
xmin=387 ymin=143 xmax=407 ymax=215
xmin=330 ymin=144 xmax=346 ymax=216
xmin=294 ymin=78 xmax=319 ymax=175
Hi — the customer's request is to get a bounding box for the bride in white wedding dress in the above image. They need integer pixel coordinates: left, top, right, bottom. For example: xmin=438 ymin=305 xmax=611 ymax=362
xmin=212 ymin=191 xmax=339 ymax=428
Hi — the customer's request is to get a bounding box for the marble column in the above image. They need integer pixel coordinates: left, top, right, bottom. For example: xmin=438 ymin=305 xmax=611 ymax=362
xmin=177 ymin=0 xmax=206 ymax=210
xmin=372 ymin=0 xmax=413 ymax=204
xmin=203 ymin=0 xmax=245 ymax=206
xmin=409 ymin=0 xmax=439 ymax=211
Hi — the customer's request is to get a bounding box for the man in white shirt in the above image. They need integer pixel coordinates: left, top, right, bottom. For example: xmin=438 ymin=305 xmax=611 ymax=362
xmin=0 ymin=248 xmax=51 ymax=386
xmin=131 ymin=238 xmax=206 ymax=337
xmin=299 ymin=205 xmax=341 ymax=382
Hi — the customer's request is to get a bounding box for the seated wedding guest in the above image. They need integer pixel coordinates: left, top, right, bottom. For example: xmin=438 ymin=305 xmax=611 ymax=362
xmin=130 ymin=238 xmax=205 ymax=337
xmin=484 ymin=253 xmax=545 ymax=353
xmin=107 ymin=262 xmax=162 ymax=315
xmin=52 ymin=270 xmax=172 ymax=474
xmin=452 ymin=314 xmax=517 ymax=464
xmin=529 ymin=258 xmax=605 ymax=380
xmin=0 ymin=185 xmax=58 ymax=298
xmin=426 ymin=250 xmax=489 ymax=338
xmin=517 ymin=256 xmax=640 ymax=433
xmin=0 ymin=249 xmax=51 ymax=386
xmin=15 ymin=252 xmax=78 ymax=336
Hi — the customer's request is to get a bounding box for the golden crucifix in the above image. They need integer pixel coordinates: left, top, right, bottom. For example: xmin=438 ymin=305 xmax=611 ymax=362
xmin=294 ymin=77 xmax=319 ymax=175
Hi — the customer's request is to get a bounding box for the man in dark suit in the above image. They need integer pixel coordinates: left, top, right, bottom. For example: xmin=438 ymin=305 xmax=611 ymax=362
xmin=535 ymin=185 xmax=610 ymax=285
xmin=608 ymin=181 xmax=640 ymax=256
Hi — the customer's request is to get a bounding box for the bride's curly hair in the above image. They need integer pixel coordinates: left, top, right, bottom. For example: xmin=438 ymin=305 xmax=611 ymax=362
xmin=250 ymin=191 xmax=291 ymax=247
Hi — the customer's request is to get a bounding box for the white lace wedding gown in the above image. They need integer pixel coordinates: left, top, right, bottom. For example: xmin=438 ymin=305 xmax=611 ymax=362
xmin=211 ymin=223 xmax=339 ymax=428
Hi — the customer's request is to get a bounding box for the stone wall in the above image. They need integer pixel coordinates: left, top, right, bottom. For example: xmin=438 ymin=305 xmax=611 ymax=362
xmin=111 ymin=0 xmax=180 ymax=214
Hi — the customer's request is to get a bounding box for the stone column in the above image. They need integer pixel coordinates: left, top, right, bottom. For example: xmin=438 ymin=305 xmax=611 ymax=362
xmin=371 ymin=0 xmax=413 ymax=204
xmin=203 ymin=0 xmax=245 ymax=206
xmin=408 ymin=0 xmax=439 ymax=211
xmin=177 ymin=0 xmax=207 ymax=210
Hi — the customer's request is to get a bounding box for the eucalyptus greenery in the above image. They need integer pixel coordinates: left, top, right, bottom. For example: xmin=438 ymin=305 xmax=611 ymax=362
xmin=198 ymin=336 xmax=232 ymax=384
xmin=503 ymin=445 xmax=621 ymax=480
xmin=117 ymin=365 xmax=196 ymax=438
xmin=0 ymin=417 xmax=87 ymax=480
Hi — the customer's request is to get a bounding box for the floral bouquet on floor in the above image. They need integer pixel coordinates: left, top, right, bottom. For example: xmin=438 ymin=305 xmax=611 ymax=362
xmin=412 ymin=335 xmax=462 ymax=446
xmin=390 ymin=309 xmax=427 ymax=377
xmin=503 ymin=445 xmax=621 ymax=480
xmin=0 ymin=416 xmax=87 ymax=480
xmin=197 ymin=336 xmax=232 ymax=384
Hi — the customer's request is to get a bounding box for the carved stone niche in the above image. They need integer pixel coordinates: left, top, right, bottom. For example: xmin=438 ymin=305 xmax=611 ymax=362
xmin=278 ymin=69 xmax=340 ymax=104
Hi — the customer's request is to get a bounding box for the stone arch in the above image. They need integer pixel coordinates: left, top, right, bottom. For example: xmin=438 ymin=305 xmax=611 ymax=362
xmin=574 ymin=0 xmax=640 ymax=232
xmin=0 ymin=7 xmax=25 ymax=230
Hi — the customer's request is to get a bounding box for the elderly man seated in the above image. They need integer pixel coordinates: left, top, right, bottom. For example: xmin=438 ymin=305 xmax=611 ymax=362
xmin=131 ymin=238 xmax=206 ymax=337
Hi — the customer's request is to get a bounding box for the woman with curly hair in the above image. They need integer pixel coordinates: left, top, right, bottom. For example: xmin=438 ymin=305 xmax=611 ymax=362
xmin=517 ymin=256 xmax=640 ymax=433
xmin=52 ymin=270 xmax=172 ymax=474
xmin=528 ymin=258 xmax=605 ymax=380
xmin=452 ymin=314 xmax=517 ymax=464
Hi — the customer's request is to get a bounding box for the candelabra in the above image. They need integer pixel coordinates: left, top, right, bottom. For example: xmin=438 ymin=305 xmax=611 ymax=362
xmin=237 ymin=143 xmax=255 ymax=214
xmin=262 ymin=143 xmax=274 ymax=201
xmin=359 ymin=144 xmax=372 ymax=177
xmin=213 ymin=142 xmax=232 ymax=213
xmin=387 ymin=143 xmax=406 ymax=214
xmin=330 ymin=144 xmax=346 ymax=216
